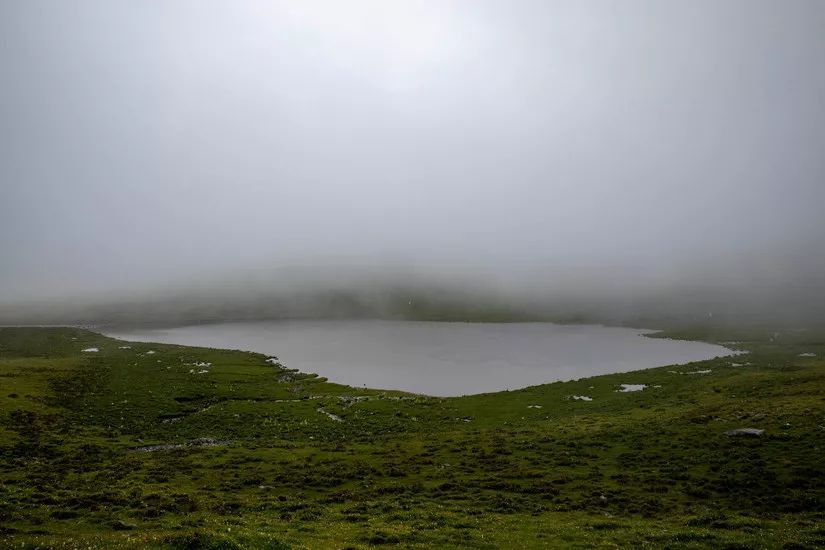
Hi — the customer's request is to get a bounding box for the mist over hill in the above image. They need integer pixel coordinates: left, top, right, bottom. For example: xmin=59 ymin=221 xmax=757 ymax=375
xmin=3 ymin=262 xmax=823 ymax=330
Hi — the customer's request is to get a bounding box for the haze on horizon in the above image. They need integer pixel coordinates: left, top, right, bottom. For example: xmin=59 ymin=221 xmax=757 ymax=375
xmin=1 ymin=1 xmax=824 ymax=321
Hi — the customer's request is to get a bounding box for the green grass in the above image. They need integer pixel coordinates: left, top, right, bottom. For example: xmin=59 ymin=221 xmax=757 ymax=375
xmin=0 ymin=325 xmax=823 ymax=548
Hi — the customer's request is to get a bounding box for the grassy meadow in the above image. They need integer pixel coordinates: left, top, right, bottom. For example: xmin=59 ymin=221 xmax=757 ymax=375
xmin=0 ymin=325 xmax=823 ymax=548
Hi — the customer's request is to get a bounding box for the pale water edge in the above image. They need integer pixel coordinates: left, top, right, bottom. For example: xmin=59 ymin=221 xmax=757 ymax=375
xmin=103 ymin=320 xmax=737 ymax=396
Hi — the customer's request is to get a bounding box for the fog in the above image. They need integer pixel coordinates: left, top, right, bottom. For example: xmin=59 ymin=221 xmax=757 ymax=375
xmin=1 ymin=1 xmax=824 ymax=325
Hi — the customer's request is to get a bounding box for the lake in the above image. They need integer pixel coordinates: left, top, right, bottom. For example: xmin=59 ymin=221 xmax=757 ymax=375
xmin=103 ymin=320 xmax=735 ymax=396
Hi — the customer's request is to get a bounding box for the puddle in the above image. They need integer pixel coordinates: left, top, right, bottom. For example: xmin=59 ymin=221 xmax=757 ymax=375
xmin=129 ymin=437 xmax=226 ymax=452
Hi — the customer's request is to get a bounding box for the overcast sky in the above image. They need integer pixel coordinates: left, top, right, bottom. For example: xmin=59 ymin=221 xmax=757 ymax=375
xmin=1 ymin=1 xmax=824 ymax=304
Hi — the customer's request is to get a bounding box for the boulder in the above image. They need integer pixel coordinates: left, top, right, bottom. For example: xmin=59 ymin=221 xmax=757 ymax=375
xmin=724 ymin=428 xmax=764 ymax=437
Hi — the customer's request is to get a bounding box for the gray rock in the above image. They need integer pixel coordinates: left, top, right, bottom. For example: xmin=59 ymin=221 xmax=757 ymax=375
xmin=724 ymin=428 xmax=765 ymax=437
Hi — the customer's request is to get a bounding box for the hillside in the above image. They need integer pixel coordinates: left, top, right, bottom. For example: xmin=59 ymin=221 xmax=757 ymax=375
xmin=0 ymin=326 xmax=823 ymax=548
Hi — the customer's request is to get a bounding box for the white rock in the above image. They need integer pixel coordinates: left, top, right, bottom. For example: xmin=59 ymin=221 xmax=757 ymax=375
xmin=318 ymin=409 xmax=342 ymax=422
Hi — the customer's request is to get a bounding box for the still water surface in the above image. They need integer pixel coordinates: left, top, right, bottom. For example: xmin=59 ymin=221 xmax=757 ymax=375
xmin=104 ymin=320 xmax=734 ymax=396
